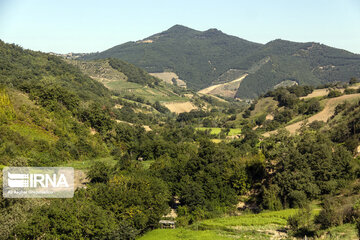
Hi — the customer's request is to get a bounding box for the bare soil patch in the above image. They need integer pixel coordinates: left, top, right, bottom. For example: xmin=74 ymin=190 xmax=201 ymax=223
xmin=198 ymin=74 xmax=248 ymax=98
xmin=163 ymin=101 xmax=197 ymax=113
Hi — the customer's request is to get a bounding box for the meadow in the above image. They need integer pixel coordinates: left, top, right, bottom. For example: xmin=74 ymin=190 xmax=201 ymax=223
xmin=139 ymin=208 xmax=357 ymax=240
xmin=196 ymin=127 xmax=242 ymax=136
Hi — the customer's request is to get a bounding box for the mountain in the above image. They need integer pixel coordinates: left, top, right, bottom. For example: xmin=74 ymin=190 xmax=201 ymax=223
xmin=2 ymin=38 xmax=360 ymax=240
xmin=82 ymin=25 xmax=360 ymax=99
xmin=82 ymin=25 xmax=263 ymax=89
xmin=235 ymin=39 xmax=360 ymax=98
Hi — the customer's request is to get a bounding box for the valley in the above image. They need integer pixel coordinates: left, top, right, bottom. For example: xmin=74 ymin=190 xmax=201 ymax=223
xmin=1 ymin=24 xmax=360 ymax=240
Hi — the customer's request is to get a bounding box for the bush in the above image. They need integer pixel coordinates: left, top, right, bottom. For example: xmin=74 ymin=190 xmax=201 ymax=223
xmin=13 ymin=198 xmax=118 ymax=239
xmin=328 ymin=90 xmax=342 ymax=98
xmin=344 ymin=88 xmax=357 ymax=94
xmin=305 ymin=98 xmax=321 ymax=115
xmin=87 ymin=161 xmax=112 ymax=183
xmin=288 ymin=190 xmax=308 ymax=208
xmin=261 ymin=184 xmax=282 ymax=211
xmin=315 ymin=198 xmax=343 ymax=229
xmin=255 ymin=114 xmax=266 ymax=126
xmin=288 ymin=205 xmax=315 ymax=237
xmin=274 ymin=109 xmax=293 ymax=123
xmin=349 ymin=77 xmax=358 ymax=85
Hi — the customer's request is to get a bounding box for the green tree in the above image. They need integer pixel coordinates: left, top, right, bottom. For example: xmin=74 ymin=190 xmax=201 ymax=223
xmin=87 ymin=161 xmax=112 ymax=183
xmin=14 ymin=197 xmax=117 ymax=239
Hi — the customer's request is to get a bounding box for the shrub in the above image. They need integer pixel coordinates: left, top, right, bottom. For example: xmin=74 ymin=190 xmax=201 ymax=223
xmin=261 ymin=184 xmax=282 ymax=211
xmin=288 ymin=190 xmax=308 ymax=208
xmin=87 ymin=161 xmax=112 ymax=183
xmin=255 ymin=114 xmax=266 ymax=126
xmin=328 ymin=90 xmax=342 ymax=98
xmin=344 ymin=88 xmax=357 ymax=94
xmin=287 ymin=205 xmax=315 ymax=237
xmin=315 ymin=198 xmax=343 ymax=229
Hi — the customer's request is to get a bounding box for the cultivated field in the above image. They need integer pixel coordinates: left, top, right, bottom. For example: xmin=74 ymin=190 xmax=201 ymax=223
xmin=163 ymin=101 xmax=197 ymax=113
xmin=150 ymin=72 xmax=187 ymax=88
xmin=196 ymin=127 xmax=242 ymax=136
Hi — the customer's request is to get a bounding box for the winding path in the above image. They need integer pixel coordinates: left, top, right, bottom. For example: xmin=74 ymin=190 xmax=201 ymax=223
xmin=264 ymin=93 xmax=360 ymax=136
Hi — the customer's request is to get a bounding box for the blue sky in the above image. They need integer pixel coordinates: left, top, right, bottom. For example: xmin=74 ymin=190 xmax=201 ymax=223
xmin=1 ymin=0 xmax=359 ymax=54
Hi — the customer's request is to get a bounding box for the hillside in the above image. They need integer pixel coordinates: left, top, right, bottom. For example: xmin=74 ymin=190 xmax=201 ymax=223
xmin=82 ymin=25 xmax=263 ymax=90
xmin=81 ymin=25 xmax=360 ymax=99
xmin=67 ymin=58 xmax=234 ymax=114
xmin=235 ymin=40 xmax=360 ymax=98
xmin=1 ymin=39 xmax=360 ymax=239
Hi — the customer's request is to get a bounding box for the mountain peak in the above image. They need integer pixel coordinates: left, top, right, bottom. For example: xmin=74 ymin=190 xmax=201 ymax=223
xmin=166 ymin=24 xmax=195 ymax=33
xmin=205 ymin=28 xmax=221 ymax=33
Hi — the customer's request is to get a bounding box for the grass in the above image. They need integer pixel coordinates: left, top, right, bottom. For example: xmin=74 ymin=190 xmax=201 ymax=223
xmin=196 ymin=127 xmax=242 ymax=136
xmin=200 ymin=209 xmax=297 ymax=228
xmin=9 ymin=122 xmax=58 ymax=143
xmin=318 ymin=224 xmax=358 ymax=240
xmin=250 ymin=97 xmax=278 ymax=117
xmin=138 ymin=209 xmax=298 ymax=240
xmin=106 ymin=79 xmax=143 ymax=90
xmin=109 ymin=81 xmax=187 ymax=103
xmin=141 ymin=160 xmax=155 ymax=170
xmin=138 ymin=207 xmax=331 ymax=240
xmin=138 ymin=228 xmax=242 ymax=240
xmin=59 ymin=157 xmax=117 ymax=170
xmin=60 ymin=157 xmax=155 ymax=170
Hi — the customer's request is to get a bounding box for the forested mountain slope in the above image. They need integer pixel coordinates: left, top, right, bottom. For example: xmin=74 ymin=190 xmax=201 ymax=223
xmin=82 ymin=25 xmax=360 ymax=99
xmin=82 ymin=25 xmax=263 ymax=89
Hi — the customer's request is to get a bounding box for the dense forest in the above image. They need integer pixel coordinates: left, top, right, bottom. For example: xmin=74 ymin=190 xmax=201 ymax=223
xmin=0 ymin=40 xmax=360 ymax=239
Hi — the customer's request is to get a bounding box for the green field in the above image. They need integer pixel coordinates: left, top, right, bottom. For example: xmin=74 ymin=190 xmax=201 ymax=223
xmin=196 ymin=127 xmax=242 ymax=136
xmin=137 ymin=208 xmax=347 ymax=240
xmin=200 ymin=209 xmax=297 ymax=228
xmin=141 ymin=160 xmax=155 ymax=169
xmin=138 ymin=209 xmax=296 ymax=240
xmin=60 ymin=157 xmax=154 ymax=170
xmin=107 ymin=79 xmax=187 ymax=103
xmin=59 ymin=157 xmax=117 ymax=170
xmin=318 ymin=224 xmax=358 ymax=240
xmin=138 ymin=228 xmax=239 ymax=240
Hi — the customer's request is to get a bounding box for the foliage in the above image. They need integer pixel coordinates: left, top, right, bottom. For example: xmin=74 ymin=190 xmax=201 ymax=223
xmin=14 ymin=197 xmax=118 ymax=239
xmin=87 ymin=161 xmax=112 ymax=183
xmin=328 ymin=89 xmax=343 ymax=98
xmin=261 ymin=129 xmax=356 ymax=208
xmin=90 ymin=172 xmax=170 ymax=231
xmin=83 ymin=25 xmax=262 ymax=90
xmin=0 ymin=40 xmax=110 ymax=103
xmin=82 ymin=26 xmax=360 ymax=98
xmin=108 ymin=58 xmax=160 ymax=86
xmin=287 ymin=205 xmax=315 ymax=237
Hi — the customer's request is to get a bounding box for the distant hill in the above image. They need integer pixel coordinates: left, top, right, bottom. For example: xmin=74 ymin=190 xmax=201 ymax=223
xmin=67 ymin=58 xmax=195 ymax=105
xmin=235 ymin=40 xmax=360 ymax=98
xmin=82 ymin=25 xmax=263 ymax=90
xmin=82 ymin=25 xmax=360 ymax=99
xmin=0 ymin=40 xmax=110 ymax=103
